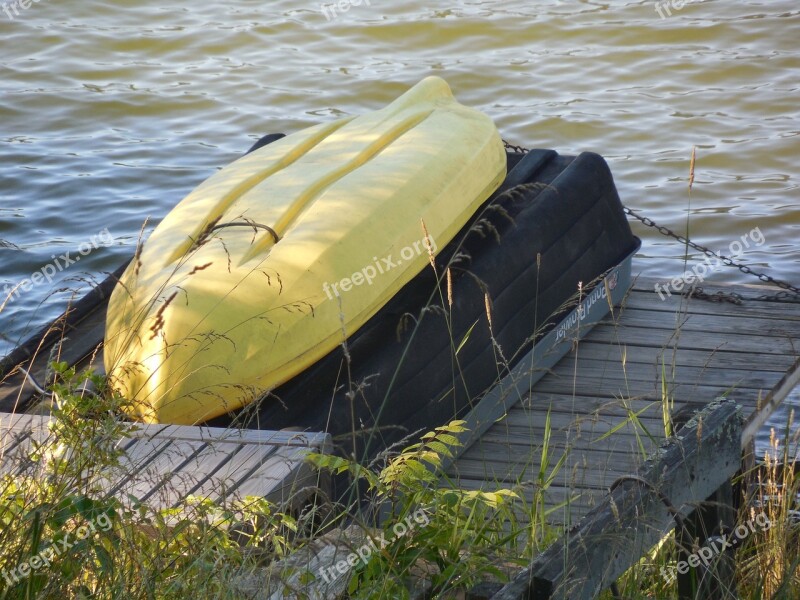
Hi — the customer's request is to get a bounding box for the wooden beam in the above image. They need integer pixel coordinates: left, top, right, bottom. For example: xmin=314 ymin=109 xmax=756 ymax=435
xmin=491 ymin=398 xmax=743 ymax=600
xmin=741 ymin=356 xmax=800 ymax=449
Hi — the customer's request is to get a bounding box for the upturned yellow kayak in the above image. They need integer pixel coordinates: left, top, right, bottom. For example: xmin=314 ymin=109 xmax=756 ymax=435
xmin=104 ymin=76 xmax=506 ymax=424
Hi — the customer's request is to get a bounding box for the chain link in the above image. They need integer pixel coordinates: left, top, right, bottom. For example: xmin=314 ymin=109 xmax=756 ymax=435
xmin=502 ymin=140 xmax=531 ymax=155
xmin=502 ymin=139 xmax=800 ymax=304
xmin=687 ymin=287 xmax=744 ymax=306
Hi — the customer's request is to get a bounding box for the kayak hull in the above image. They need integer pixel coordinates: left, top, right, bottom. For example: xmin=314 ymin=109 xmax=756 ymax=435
xmin=103 ymin=76 xmax=506 ymax=424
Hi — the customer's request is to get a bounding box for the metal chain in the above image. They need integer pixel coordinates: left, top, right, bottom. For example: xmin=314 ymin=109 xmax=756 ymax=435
xmin=623 ymin=204 xmax=800 ymax=304
xmin=687 ymin=287 xmax=744 ymax=306
xmin=502 ymin=140 xmax=531 ymax=155
xmin=503 ymin=139 xmax=800 ymax=304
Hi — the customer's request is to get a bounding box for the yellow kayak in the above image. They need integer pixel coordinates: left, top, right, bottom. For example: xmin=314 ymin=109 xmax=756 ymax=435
xmin=104 ymin=76 xmax=506 ymax=424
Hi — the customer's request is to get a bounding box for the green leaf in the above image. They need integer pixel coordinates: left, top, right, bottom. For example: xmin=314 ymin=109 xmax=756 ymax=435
xmin=424 ymin=440 xmax=453 ymax=458
xmin=437 ymin=420 xmax=468 ymax=433
xmin=94 ymin=542 xmax=115 ymax=576
xmin=298 ymin=570 xmax=315 ymax=585
xmin=432 ymin=434 xmax=462 ymax=448
xmin=456 ymin=321 xmax=478 ymax=355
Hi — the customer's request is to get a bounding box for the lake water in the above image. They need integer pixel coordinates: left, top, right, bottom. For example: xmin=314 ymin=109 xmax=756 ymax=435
xmin=1 ymin=0 xmax=798 ymax=456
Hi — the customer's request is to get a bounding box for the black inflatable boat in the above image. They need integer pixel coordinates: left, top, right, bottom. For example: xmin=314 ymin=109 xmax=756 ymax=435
xmin=0 ymin=136 xmax=639 ymax=464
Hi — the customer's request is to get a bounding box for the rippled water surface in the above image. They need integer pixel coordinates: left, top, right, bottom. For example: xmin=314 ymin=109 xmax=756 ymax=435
xmin=1 ymin=1 xmax=799 ymax=446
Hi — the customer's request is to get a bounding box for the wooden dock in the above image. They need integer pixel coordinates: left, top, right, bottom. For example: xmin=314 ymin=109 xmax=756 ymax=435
xmin=0 ymin=412 xmax=331 ymax=515
xmin=3 ymin=267 xmax=799 ymax=599
xmin=446 ymin=275 xmax=800 ymax=525
xmin=2 ymin=270 xmax=798 ymax=531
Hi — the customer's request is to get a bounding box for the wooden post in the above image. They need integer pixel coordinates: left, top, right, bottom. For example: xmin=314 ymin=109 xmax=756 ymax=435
xmin=672 ymin=406 xmax=738 ymax=600
xmin=675 ymin=481 xmax=737 ymax=600
xmin=491 ymin=398 xmax=743 ymax=600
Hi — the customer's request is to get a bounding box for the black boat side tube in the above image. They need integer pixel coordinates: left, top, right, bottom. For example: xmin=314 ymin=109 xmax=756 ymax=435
xmin=242 ymin=150 xmax=637 ymax=462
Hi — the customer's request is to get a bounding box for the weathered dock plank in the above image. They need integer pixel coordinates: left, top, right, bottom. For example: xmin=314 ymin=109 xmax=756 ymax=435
xmin=569 ymin=340 xmax=795 ymax=372
xmin=491 ymin=399 xmax=743 ymax=600
xmin=0 ymin=412 xmax=331 ymax=515
xmin=120 ymin=440 xmax=209 ymax=505
xmin=446 ymin=275 xmax=800 ymax=524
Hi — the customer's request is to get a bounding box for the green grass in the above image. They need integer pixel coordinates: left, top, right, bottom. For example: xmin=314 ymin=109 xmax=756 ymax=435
xmin=1 ymin=325 xmax=799 ymax=600
xmin=0 ymin=363 xmax=556 ymax=599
